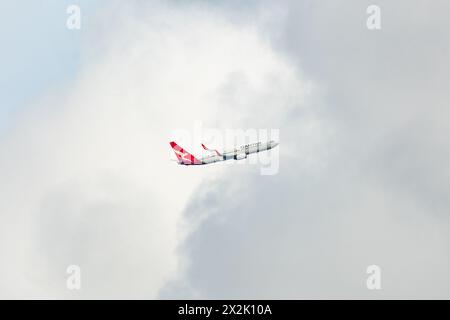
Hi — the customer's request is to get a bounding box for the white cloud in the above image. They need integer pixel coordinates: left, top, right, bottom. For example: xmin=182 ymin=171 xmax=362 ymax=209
xmin=0 ymin=1 xmax=308 ymax=298
xmin=160 ymin=0 xmax=450 ymax=299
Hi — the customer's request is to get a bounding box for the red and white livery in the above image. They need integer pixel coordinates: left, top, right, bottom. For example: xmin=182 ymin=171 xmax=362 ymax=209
xmin=170 ymin=140 xmax=279 ymax=165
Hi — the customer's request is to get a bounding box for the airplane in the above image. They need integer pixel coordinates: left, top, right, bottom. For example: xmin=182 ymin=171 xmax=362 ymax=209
xmin=170 ymin=140 xmax=279 ymax=165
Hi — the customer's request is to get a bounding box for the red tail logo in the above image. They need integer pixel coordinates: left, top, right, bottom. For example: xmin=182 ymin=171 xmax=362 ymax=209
xmin=170 ymin=142 xmax=202 ymax=165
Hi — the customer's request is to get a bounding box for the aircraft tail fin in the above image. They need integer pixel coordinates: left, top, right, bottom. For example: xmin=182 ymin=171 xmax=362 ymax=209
xmin=170 ymin=141 xmax=202 ymax=165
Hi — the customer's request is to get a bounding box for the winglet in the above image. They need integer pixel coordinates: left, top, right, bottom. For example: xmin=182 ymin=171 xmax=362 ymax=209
xmin=201 ymin=143 xmax=222 ymax=156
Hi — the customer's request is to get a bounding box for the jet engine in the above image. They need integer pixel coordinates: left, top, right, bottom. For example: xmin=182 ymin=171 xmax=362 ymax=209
xmin=234 ymin=153 xmax=247 ymax=160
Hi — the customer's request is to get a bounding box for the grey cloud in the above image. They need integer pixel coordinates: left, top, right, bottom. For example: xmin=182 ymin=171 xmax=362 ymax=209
xmin=1 ymin=0 xmax=449 ymax=299
xmin=161 ymin=0 xmax=450 ymax=299
xmin=0 ymin=0 xmax=309 ymax=298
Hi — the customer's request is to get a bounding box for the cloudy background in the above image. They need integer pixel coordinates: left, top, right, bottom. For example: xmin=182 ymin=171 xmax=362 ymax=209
xmin=1 ymin=0 xmax=449 ymax=299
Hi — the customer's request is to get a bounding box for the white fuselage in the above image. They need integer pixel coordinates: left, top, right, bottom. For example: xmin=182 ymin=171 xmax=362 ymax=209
xmin=200 ymin=140 xmax=278 ymax=164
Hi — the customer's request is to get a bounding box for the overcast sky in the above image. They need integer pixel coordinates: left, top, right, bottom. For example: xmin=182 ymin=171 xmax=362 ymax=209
xmin=1 ymin=0 xmax=449 ymax=299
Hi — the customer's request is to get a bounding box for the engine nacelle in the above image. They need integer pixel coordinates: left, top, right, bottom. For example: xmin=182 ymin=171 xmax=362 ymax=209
xmin=234 ymin=153 xmax=247 ymax=160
